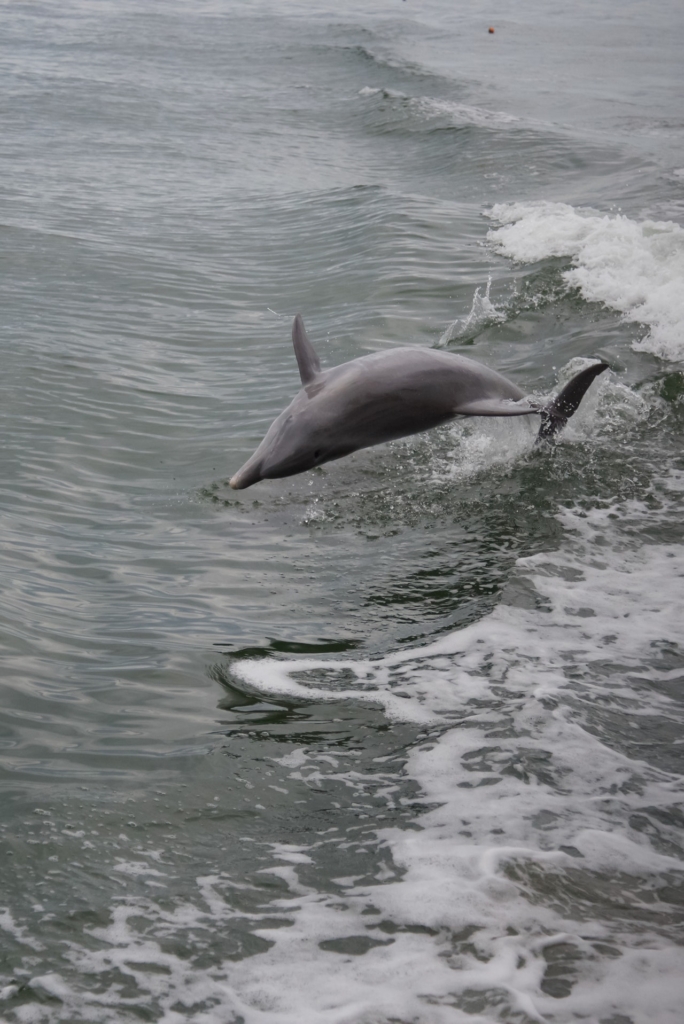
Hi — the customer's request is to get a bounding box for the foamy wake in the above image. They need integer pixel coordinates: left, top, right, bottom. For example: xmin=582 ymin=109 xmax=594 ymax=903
xmin=487 ymin=201 xmax=684 ymax=361
xmin=223 ymin=496 xmax=684 ymax=1024
xmin=10 ymin=493 xmax=683 ymax=1023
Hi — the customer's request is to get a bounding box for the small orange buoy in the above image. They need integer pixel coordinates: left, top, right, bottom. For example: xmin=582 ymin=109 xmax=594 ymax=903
xmin=488 ymin=27 xmax=495 ymax=34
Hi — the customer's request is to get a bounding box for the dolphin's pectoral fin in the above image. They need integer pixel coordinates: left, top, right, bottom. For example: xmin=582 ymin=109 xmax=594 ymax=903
xmin=537 ymin=361 xmax=609 ymax=442
xmin=455 ymin=398 xmax=539 ymax=417
xmin=292 ymin=314 xmax=322 ymax=385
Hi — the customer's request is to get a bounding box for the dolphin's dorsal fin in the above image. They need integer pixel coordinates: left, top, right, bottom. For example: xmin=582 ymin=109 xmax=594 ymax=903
xmin=292 ymin=314 xmax=321 ymax=385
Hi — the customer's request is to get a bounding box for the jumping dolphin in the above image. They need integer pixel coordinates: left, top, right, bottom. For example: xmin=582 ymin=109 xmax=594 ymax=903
xmin=229 ymin=315 xmax=608 ymax=490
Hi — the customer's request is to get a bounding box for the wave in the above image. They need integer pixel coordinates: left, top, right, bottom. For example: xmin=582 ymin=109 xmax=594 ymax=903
xmin=358 ymin=86 xmax=522 ymax=132
xmin=487 ymin=201 xmax=684 ymax=362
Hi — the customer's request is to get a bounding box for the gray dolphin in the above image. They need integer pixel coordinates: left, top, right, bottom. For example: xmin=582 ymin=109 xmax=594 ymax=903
xmin=229 ymin=315 xmax=608 ymax=490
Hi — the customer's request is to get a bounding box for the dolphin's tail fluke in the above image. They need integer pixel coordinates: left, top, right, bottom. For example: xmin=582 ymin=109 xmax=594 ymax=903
xmin=537 ymin=361 xmax=609 ymax=442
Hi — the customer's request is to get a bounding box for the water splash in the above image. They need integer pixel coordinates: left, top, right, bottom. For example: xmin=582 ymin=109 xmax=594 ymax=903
xmin=439 ymin=277 xmax=506 ymax=346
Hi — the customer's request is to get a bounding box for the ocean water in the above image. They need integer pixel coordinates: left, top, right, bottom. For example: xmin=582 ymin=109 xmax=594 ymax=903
xmin=1 ymin=1 xmax=683 ymax=1022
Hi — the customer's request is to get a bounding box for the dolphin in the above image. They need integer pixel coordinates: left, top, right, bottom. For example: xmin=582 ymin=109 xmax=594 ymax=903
xmin=229 ymin=315 xmax=608 ymax=490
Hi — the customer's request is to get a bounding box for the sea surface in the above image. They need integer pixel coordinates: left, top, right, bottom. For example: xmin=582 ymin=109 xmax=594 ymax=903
xmin=1 ymin=2 xmax=683 ymax=1022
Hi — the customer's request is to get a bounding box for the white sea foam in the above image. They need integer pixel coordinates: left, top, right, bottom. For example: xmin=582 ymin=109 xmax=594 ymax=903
xmin=487 ymin=201 xmax=684 ymax=361
xmin=412 ymin=97 xmax=520 ymax=130
xmin=357 ymin=86 xmax=407 ymax=100
xmin=0 ymin=908 xmax=43 ymax=952
xmin=358 ymin=88 xmax=520 ymax=131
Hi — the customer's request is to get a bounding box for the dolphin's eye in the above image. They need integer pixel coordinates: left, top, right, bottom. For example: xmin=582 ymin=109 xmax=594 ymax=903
xmin=314 ymin=449 xmax=322 ymax=460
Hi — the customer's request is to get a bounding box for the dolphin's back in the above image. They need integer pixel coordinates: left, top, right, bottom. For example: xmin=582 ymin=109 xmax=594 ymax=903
xmin=312 ymin=348 xmax=531 ymax=449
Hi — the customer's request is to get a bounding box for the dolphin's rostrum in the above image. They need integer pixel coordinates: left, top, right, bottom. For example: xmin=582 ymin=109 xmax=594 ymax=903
xmin=229 ymin=315 xmax=608 ymax=490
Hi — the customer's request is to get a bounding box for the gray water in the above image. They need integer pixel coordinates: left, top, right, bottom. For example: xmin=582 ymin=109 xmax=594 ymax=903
xmin=1 ymin=2 xmax=683 ymax=1022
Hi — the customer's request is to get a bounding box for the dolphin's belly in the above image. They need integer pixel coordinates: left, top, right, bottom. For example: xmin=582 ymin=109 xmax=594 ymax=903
xmin=343 ymin=385 xmax=457 ymax=446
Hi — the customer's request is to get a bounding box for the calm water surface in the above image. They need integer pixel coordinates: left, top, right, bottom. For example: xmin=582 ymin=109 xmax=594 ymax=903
xmin=1 ymin=2 xmax=683 ymax=1021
